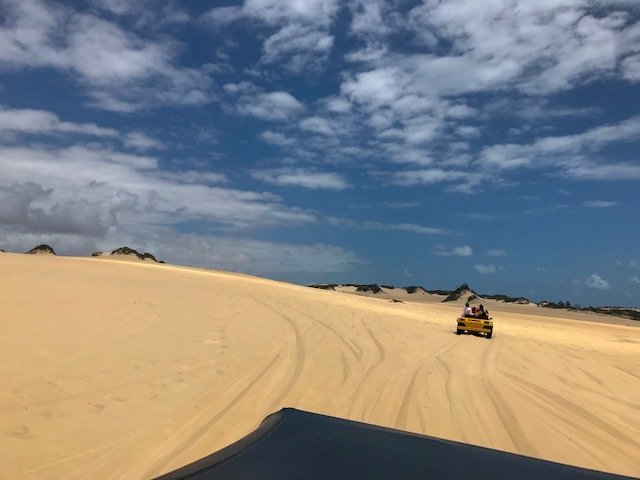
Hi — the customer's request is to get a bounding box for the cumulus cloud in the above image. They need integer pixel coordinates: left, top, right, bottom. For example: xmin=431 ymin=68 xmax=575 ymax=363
xmin=203 ymin=0 xmax=339 ymax=73
xmin=583 ymin=200 xmax=618 ymax=208
xmin=398 ymin=1 xmax=639 ymax=96
xmin=327 ymin=217 xmax=447 ymax=235
xmin=585 ymin=273 xmax=610 ymax=289
xmin=124 ymin=131 xmax=165 ymax=151
xmin=0 ymin=108 xmax=118 ymax=138
xmin=299 ymin=116 xmax=335 ymax=136
xmin=380 ymin=201 xmax=420 ymax=209
xmin=436 ymin=245 xmax=473 ymax=256
xmin=392 ymin=169 xmax=469 ymax=186
xmin=622 ymin=54 xmax=640 ymax=82
xmin=261 ymin=23 xmax=334 ymax=72
xmin=0 ymin=224 xmax=363 ymax=274
xmin=251 ymin=168 xmax=348 ymax=190
xmin=475 ymin=263 xmax=497 ymax=274
xmin=259 ymin=130 xmax=296 ymax=147
xmin=0 ymin=139 xmax=372 ymax=275
xmin=479 ymin=116 xmax=640 ymax=180
xmin=486 ymin=249 xmax=506 ymax=257
xmin=320 ymin=1 xmax=640 ymax=187
xmin=349 ymin=0 xmax=394 ymax=38
xmin=0 ymin=144 xmax=315 ymax=232
xmin=456 ymin=125 xmax=481 ymax=139
xmin=0 ymin=1 xmax=213 ymax=111
xmin=564 ymin=162 xmax=640 ymax=181
xmin=225 ymin=83 xmax=305 ymax=121
xmin=137 ymin=232 xmax=364 ymax=274
xmin=0 ymin=135 xmax=366 ymax=275
xmin=630 ymin=276 xmax=640 ymax=284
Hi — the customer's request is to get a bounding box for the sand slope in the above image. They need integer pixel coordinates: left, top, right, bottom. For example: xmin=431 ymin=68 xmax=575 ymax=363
xmin=1 ymin=253 xmax=639 ymax=478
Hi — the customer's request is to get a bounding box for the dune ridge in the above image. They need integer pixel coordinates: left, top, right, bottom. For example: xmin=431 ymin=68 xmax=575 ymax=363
xmin=1 ymin=253 xmax=639 ymax=479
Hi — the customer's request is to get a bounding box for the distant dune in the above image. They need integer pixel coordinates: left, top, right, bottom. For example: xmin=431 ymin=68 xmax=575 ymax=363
xmin=90 ymin=246 xmax=164 ymax=263
xmin=1 ymin=253 xmax=639 ymax=479
xmin=25 ymin=244 xmax=56 ymax=255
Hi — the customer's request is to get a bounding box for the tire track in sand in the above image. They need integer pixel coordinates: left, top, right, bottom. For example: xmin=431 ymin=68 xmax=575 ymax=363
xmin=502 ymin=371 xmax=638 ymax=446
xmin=394 ymin=365 xmax=421 ymax=430
xmin=267 ymin=311 xmax=305 ymax=411
xmin=346 ymin=318 xmax=386 ymax=418
xmin=285 ymin=301 xmax=362 ymax=359
xmin=475 ymin=333 xmax=538 ymax=454
xmin=239 ymin=294 xmax=306 ymax=413
xmin=142 ymin=350 xmax=283 ymax=478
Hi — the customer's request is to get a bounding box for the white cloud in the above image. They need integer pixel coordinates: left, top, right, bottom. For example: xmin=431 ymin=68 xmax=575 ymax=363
xmin=239 ymin=0 xmax=338 ymax=26
xmin=327 ymin=217 xmax=447 ymax=235
xmin=262 ymin=23 xmax=334 ymax=72
xmin=583 ymin=200 xmax=618 ymax=208
xmin=91 ymin=0 xmax=143 ymax=16
xmin=330 ymin=1 xmax=640 ymax=182
xmin=479 ymin=116 xmax=640 ymax=178
xmin=0 ymin=226 xmax=363 ymax=275
xmin=0 ymin=144 xmax=315 ymax=231
xmin=349 ymin=0 xmax=393 ymax=38
xmin=125 ymin=131 xmax=164 ymax=151
xmin=436 ymin=245 xmax=473 ymax=256
xmin=0 ymin=182 xmax=139 ymax=237
xmin=230 ymin=86 xmax=305 ymax=121
xmin=392 ymin=169 xmax=469 ymax=186
xmin=299 ymin=116 xmax=335 ymax=136
xmin=203 ymin=0 xmax=339 ymax=73
xmin=630 ymin=276 xmax=640 ymax=284
xmin=322 ymin=96 xmax=353 ymax=113
xmin=456 ymin=125 xmax=481 ymax=139
xmin=399 ymin=1 xmax=639 ymax=96
xmin=0 ymin=2 xmax=213 ymax=111
xmin=259 ymin=130 xmax=296 ymax=147
xmin=251 ymin=168 xmax=348 ymax=190
xmin=564 ymin=162 xmax=640 ymax=181
xmin=342 ymin=67 xmax=405 ymax=106
xmin=585 ymin=273 xmax=610 ymax=289
xmin=630 ymin=259 xmax=640 ymax=268
xmin=475 ymin=263 xmax=497 ymax=274
xmin=141 ymin=232 xmax=364 ymax=274
xmin=202 ymin=6 xmax=242 ymax=26
xmin=486 ymin=249 xmax=506 ymax=257
xmin=0 ymin=107 xmax=118 ymax=138
xmin=622 ymin=54 xmax=640 ymax=82
xmin=380 ymin=201 xmax=420 ymax=209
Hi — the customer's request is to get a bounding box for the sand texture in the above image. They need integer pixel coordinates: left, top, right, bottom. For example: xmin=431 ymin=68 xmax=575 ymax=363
xmin=1 ymin=253 xmax=639 ymax=478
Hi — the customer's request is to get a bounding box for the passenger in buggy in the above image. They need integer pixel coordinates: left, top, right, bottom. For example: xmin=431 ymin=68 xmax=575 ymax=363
xmin=476 ymin=304 xmax=489 ymax=320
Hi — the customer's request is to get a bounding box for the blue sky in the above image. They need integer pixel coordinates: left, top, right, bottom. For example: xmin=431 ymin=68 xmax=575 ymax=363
xmin=1 ymin=0 xmax=639 ymax=306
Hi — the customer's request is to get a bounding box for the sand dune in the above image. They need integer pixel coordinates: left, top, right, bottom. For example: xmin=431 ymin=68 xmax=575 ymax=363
xmin=1 ymin=253 xmax=639 ymax=478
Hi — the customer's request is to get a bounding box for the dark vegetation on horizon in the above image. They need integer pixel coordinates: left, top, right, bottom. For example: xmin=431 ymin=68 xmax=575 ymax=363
xmin=101 ymin=246 xmax=164 ymax=263
xmin=4 ymin=244 xmax=165 ymax=264
xmin=539 ymin=300 xmax=640 ymax=321
xmin=309 ymin=282 xmax=638 ymax=321
xmin=26 ymin=244 xmax=56 ymax=255
xmin=309 ymin=283 xmax=428 ymax=295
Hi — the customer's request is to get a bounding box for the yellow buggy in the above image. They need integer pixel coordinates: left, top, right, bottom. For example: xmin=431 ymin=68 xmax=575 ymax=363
xmin=456 ymin=316 xmax=493 ymax=339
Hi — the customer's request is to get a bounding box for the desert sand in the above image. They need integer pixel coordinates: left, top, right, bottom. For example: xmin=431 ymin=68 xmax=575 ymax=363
xmin=1 ymin=253 xmax=639 ymax=478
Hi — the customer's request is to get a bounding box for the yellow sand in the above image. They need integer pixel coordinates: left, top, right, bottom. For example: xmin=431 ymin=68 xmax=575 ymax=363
xmin=1 ymin=253 xmax=638 ymax=478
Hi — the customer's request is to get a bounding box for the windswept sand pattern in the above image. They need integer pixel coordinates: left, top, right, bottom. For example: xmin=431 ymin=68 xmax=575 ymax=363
xmin=1 ymin=254 xmax=639 ymax=478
